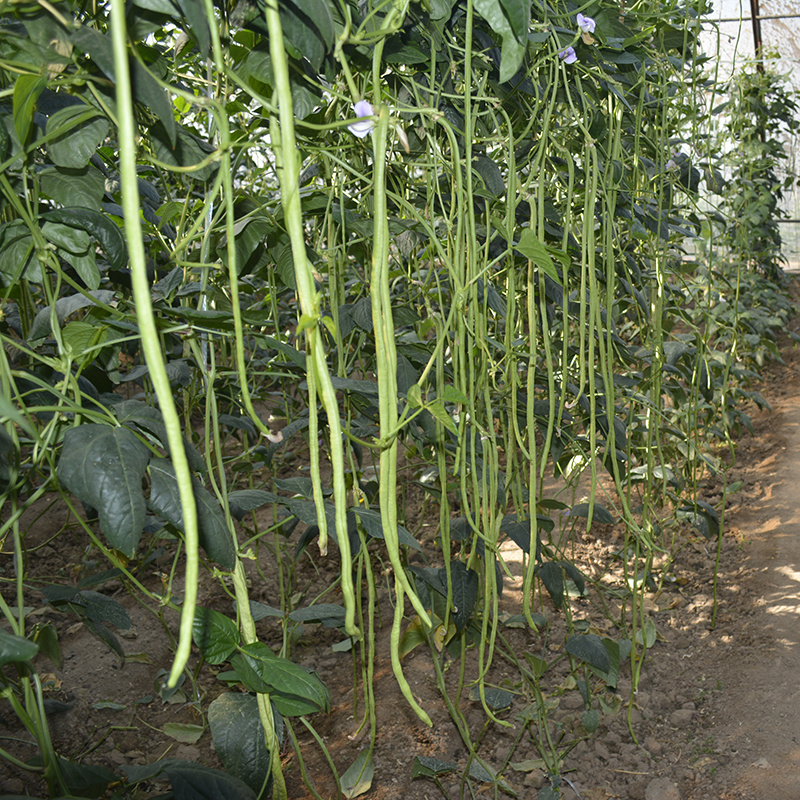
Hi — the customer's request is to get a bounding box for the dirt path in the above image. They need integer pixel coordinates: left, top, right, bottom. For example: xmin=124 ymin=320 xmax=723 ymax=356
xmin=703 ymin=361 xmax=800 ymax=798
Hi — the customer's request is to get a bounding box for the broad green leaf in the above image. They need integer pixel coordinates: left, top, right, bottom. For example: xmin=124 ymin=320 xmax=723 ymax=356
xmin=62 ymin=321 xmax=107 ymax=368
xmin=0 ymin=221 xmax=39 ymax=285
xmin=565 ymin=633 xmax=611 ymax=672
xmin=568 ymin=502 xmax=616 ymax=525
xmin=148 ymin=459 xmax=236 ymax=570
xmin=516 ymin=228 xmax=561 ymax=283
xmin=469 ymin=685 xmax=514 ymax=710
xmin=208 ymin=693 xmax=272 ymax=795
xmin=150 ymin=121 xmax=217 ymax=182
xmin=75 ymin=590 xmax=131 ymax=629
xmin=161 ymin=760 xmax=257 ymax=800
xmin=473 ymin=0 xmax=526 ymax=81
xmin=193 ymin=607 xmax=240 ymax=665
xmin=352 ymin=506 xmax=422 ymax=551
xmin=499 ymin=0 xmax=531 ymax=43
xmin=46 ymin=105 xmax=110 ymax=168
xmin=412 ymin=756 xmax=458 ymax=779
xmin=426 ymin=398 xmax=458 ymax=434
xmin=447 ymin=560 xmax=478 ymax=631
xmin=41 ymin=221 xmax=91 ymax=255
xmin=30 ymin=622 xmax=62 ymax=668
xmin=39 ymin=164 xmax=105 ymax=211
xmin=175 ymin=0 xmax=211 ymax=56
xmin=163 ymin=722 xmax=204 ymax=744
xmin=41 ymin=208 xmax=126 ymax=270
xmin=233 ymin=641 xmax=330 ymax=716
xmin=57 ymin=757 xmax=117 ymax=798
xmin=289 ymin=604 xmax=346 ymax=628
xmin=71 ymin=25 xmax=176 ymax=145
xmin=635 ymin=618 xmax=658 ymax=648
xmin=583 ymin=708 xmax=601 ymax=732
xmin=340 ymin=749 xmax=374 ymax=799
xmin=537 ymin=561 xmax=564 ymax=609
xmin=67 ymin=250 xmax=101 ymax=290
xmin=28 ymin=290 xmax=116 ymax=343
xmin=227 ymin=489 xmax=279 ymax=520
xmin=0 ymin=629 xmax=38 ymax=666
xmin=57 ymin=425 xmax=150 ymax=555
xmin=13 ymin=73 xmax=47 ymax=143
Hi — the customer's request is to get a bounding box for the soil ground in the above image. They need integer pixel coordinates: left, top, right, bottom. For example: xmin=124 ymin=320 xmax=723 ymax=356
xmin=3 ymin=285 xmax=800 ymax=799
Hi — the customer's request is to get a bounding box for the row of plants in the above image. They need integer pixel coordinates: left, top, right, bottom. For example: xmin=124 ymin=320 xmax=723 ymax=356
xmin=0 ymin=0 xmax=797 ymax=797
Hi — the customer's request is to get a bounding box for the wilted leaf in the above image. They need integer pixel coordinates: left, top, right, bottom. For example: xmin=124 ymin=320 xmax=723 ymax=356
xmin=340 ymin=749 xmax=374 ymax=799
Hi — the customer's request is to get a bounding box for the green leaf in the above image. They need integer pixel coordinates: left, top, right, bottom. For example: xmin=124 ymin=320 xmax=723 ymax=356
xmin=232 ymin=642 xmax=330 ymax=716
xmin=537 ymin=561 xmax=564 ymax=609
xmin=499 ymin=0 xmax=531 ymax=43
xmin=40 ymin=164 xmax=106 ymax=211
xmin=193 ymin=607 xmax=240 ymax=664
xmin=468 ymin=685 xmax=514 ymax=710
xmin=28 ymin=290 xmax=116 ymax=343
xmin=208 ymin=693 xmax=272 ymax=795
xmin=75 ymin=590 xmax=131 ymax=629
xmin=227 ymin=489 xmax=279 ymax=520
xmin=340 ymin=749 xmax=374 ymax=799
xmin=0 ymin=628 xmax=38 ymax=666
xmin=163 ymin=722 xmax=204 ymax=744
xmin=447 ymin=560 xmax=478 ymax=631
xmin=583 ymin=708 xmax=601 ymax=732
xmin=568 ymin=502 xmax=616 ymax=525
xmin=41 ymin=221 xmax=91 ymax=254
xmin=426 ymin=398 xmax=458 ymax=434
xmin=46 ymin=105 xmax=110 ymax=168
xmin=175 ymin=0 xmax=211 ymax=57
xmin=516 ymin=228 xmax=561 ymax=283
xmin=161 ymin=760 xmax=257 ymax=800
xmin=473 ymin=0 xmax=526 ymax=82
xmin=412 ymin=756 xmax=459 ymax=779
xmin=57 ymin=425 xmax=150 ymax=555
xmin=150 ymin=121 xmax=217 ymax=182
xmin=41 ymin=208 xmax=126 ymax=270
xmin=148 ymin=459 xmax=236 ymax=570
xmin=71 ymin=25 xmax=176 ymax=145
xmin=0 ymin=221 xmax=38 ymax=285
xmin=31 ymin=622 xmax=62 ymax=668
xmin=57 ymin=757 xmax=117 ymax=799
xmin=352 ymin=506 xmax=422 ymax=551
xmin=565 ymin=633 xmax=611 ymax=672
xmin=13 ymin=73 xmax=47 ymax=143
xmin=288 ymin=604 xmax=346 ymax=627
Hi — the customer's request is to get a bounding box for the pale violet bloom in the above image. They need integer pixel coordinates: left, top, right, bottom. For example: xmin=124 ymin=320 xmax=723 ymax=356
xmin=348 ymin=100 xmax=375 ymax=138
xmin=577 ymin=13 xmax=596 ymax=33
xmin=559 ymin=46 xmax=578 ymax=64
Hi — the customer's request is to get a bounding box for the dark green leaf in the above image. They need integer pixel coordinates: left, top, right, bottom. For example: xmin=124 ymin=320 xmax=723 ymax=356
xmin=162 ymin=760 xmax=257 ymax=800
xmin=568 ymin=502 xmax=616 ymax=525
xmin=40 ymin=164 xmax=105 ymax=211
xmin=227 ymin=489 xmax=279 ymax=520
xmin=41 ymin=208 xmax=126 ymax=270
xmin=193 ymin=607 xmax=239 ymax=664
xmin=473 ymin=0 xmax=526 ymax=82
xmin=208 ymin=693 xmax=272 ymax=795
xmin=175 ymin=0 xmax=211 ymax=57
xmin=537 ymin=561 xmax=564 ymax=609
xmin=352 ymin=506 xmax=422 ymax=551
xmin=233 ymin=642 xmax=330 ymax=716
xmin=31 ymin=622 xmax=62 ymax=668
xmin=565 ymin=633 xmax=611 ymax=672
xmin=516 ymin=228 xmax=561 ymax=283
xmin=76 ymin=590 xmax=131 ymax=629
xmin=13 ymin=73 xmax=47 ymax=143
xmin=71 ymin=25 xmax=176 ymax=145
xmin=446 ymin=561 xmax=478 ymax=631
xmin=57 ymin=757 xmax=117 ymax=799
xmin=0 ymin=629 xmax=38 ymax=666
xmin=57 ymin=425 xmax=150 ymax=555
xmin=412 ymin=756 xmax=459 ymax=779
xmin=468 ymin=685 xmax=514 ymax=709
xmin=148 ymin=459 xmax=236 ymax=570
xmin=46 ymin=105 xmax=110 ymax=168
xmin=0 ymin=221 xmax=38 ymax=284
xmin=28 ymin=289 xmax=114 ymax=344
xmin=499 ymin=0 xmax=531 ymax=43
xmin=288 ymin=604 xmax=346 ymax=627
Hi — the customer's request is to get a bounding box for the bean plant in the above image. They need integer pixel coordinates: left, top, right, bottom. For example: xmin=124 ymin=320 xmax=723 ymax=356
xmin=0 ymin=1 xmax=796 ymax=798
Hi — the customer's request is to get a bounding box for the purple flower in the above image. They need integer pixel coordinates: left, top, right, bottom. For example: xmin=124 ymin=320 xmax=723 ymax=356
xmin=559 ymin=46 xmax=578 ymax=64
xmin=577 ymin=13 xmax=596 ymax=34
xmin=347 ymin=100 xmax=375 ymax=138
